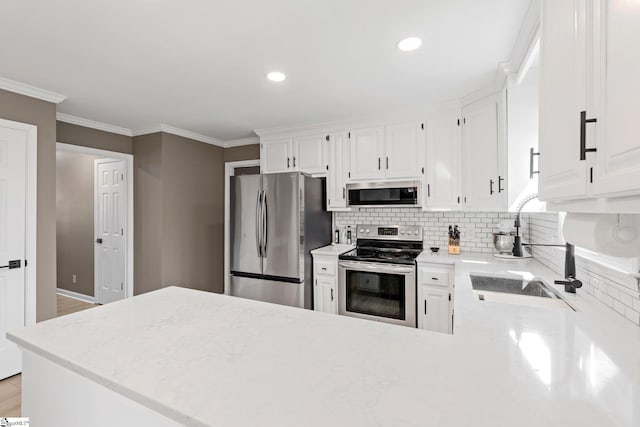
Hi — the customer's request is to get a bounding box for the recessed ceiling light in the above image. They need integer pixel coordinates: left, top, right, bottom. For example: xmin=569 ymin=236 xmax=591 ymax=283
xmin=266 ymin=71 xmax=286 ymax=82
xmin=397 ymin=37 xmax=422 ymax=52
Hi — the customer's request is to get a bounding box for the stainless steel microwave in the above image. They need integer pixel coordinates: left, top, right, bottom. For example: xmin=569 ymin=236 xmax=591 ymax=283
xmin=346 ymin=181 xmax=422 ymax=208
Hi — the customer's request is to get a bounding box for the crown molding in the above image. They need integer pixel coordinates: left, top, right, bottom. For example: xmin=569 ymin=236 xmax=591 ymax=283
xmin=254 ymin=102 xmax=460 ymax=139
xmin=132 ymin=124 xmax=226 ymax=147
xmin=56 ymin=113 xmax=133 ymax=136
xmin=0 ymin=76 xmax=67 ymax=104
xmin=221 ymin=136 xmax=260 ymax=148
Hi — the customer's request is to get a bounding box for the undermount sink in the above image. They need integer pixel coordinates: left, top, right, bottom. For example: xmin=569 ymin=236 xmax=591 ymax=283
xmin=470 ymin=274 xmax=556 ymax=299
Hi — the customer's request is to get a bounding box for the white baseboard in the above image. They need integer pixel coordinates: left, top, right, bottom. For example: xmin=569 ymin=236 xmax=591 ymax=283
xmin=56 ymin=288 xmax=96 ymax=304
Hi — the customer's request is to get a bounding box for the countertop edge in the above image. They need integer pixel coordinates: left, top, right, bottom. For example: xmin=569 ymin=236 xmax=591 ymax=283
xmin=7 ymin=331 xmax=208 ymax=427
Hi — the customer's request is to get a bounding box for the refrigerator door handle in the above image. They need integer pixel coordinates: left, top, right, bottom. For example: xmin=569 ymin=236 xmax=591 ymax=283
xmin=255 ymin=190 xmax=263 ymax=257
xmin=262 ymin=191 xmax=268 ymax=258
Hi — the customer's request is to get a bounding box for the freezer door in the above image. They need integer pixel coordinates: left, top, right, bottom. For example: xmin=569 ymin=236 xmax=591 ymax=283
xmin=229 ymin=275 xmax=305 ymax=308
xmin=230 ymin=174 xmax=262 ymax=275
xmin=262 ymin=173 xmax=302 ymax=279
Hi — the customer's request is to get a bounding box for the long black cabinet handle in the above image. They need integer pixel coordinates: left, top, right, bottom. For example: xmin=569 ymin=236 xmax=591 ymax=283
xmin=580 ymin=111 xmax=598 ymax=160
xmin=378 ymin=158 xmax=381 ymax=170
xmin=498 ymin=176 xmax=504 ymax=193
xmin=386 ymin=157 xmax=389 ymax=170
xmin=529 ymin=148 xmax=540 ymax=179
xmin=424 ymin=300 xmax=427 ymax=315
xmin=489 ymin=179 xmax=494 ymax=195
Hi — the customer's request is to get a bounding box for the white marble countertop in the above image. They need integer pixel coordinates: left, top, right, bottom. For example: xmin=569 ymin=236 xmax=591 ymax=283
xmin=8 ymin=253 xmax=640 ymax=426
xmin=310 ymin=243 xmax=354 ymax=256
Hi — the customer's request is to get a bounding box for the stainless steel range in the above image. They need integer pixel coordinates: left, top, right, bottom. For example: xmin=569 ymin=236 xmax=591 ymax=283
xmin=338 ymin=225 xmax=423 ymax=327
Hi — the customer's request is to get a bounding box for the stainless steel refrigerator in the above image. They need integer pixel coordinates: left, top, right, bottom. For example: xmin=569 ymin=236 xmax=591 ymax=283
xmin=229 ymin=172 xmax=331 ymax=309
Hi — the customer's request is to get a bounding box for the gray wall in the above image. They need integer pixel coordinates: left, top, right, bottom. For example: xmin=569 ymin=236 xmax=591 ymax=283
xmin=162 ymin=134 xmax=224 ymax=293
xmin=224 ymin=144 xmax=260 ymax=162
xmin=56 ymin=151 xmax=101 ymax=297
xmin=57 ymin=121 xmax=133 ymax=154
xmin=133 ymin=135 xmax=259 ymax=295
xmin=133 ymin=133 xmax=164 ymax=295
xmin=0 ymin=89 xmax=57 ymax=321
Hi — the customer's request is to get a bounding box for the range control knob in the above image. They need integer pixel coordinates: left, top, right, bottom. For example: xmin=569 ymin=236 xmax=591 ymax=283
xmin=359 ymin=229 xmax=364 ymax=233
xmin=414 ymin=230 xmax=419 ymax=235
xmin=365 ymin=229 xmax=370 ymax=233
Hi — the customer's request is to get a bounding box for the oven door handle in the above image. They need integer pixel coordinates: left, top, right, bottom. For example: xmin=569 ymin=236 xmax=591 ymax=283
xmin=338 ymin=261 xmax=415 ymax=274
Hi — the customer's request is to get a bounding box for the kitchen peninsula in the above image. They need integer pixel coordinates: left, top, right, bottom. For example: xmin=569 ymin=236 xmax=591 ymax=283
xmin=8 ymin=268 xmax=640 ymax=427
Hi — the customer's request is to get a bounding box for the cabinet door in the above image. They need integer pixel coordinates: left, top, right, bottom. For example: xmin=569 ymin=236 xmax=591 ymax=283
xmin=261 ymin=139 xmax=291 ymax=174
xmin=420 ymin=286 xmax=450 ymax=334
xmin=315 ymin=276 xmax=337 ymax=314
xmin=538 ymin=0 xmax=589 ymax=200
xmin=384 ymin=122 xmax=425 ymax=179
xmin=461 ymin=95 xmax=506 ymax=211
xmin=592 ymin=0 xmax=640 ymax=197
xmin=294 ymin=135 xmax=326 ymax=174
xmin=349 ymin=127 xmax=384 ymax=180
xmin=424 ymin=110 xmax=462 ymax=210
xmin=327 ymin=132 xmax=349 ymax=209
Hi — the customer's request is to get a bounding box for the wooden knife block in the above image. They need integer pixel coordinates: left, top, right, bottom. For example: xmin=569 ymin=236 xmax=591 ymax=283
xmin=448 ymin=237 xmax=460 ymax=255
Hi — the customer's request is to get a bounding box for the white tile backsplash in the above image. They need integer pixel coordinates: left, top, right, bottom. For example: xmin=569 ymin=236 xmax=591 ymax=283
xmin=529 ymin=212 xmax=640 ymax=327
xmin=335 ymin=208 xmax=640 ymax=327
xmin=334 ymin=208 xmax=519 ymax=253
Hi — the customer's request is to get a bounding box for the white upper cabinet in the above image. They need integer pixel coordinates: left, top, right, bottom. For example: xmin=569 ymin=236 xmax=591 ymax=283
xmin=349 ymin=123 xmax=424 ymax=181
xmin=538 ymin=0 xmax=589 ymax=201
xmin=539 ymin=0 xmax=640 ymax=211
xmin=261 ymin=138 xmax=292 ymax=174
xmin=261 ymin=134 xmax=326 ymax=175
xmin=384 ymin=122 xmax=425 ymax=179
xmin=293 ymin=135 xmax=326 ymax=174
xmin=461 ymin=94 xmax=507 ymax=211
xmin=327 ymin=132 xmax=350 ymax=210
xmin=349 ymin=127 xmax=385 ymax=180
xmin=592 ymin=0 xmax=640 ymax=198
xmin=423 ymin=109 xmax=462 ymax=210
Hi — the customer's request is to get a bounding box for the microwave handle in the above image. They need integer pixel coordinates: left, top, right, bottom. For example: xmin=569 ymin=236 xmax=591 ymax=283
xmin=338 ymin=261 xmax=415 ymax=274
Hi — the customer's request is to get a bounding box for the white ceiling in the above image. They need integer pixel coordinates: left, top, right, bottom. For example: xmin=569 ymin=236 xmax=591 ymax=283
xmin=0 ymin=0 xmax=531 ymax=141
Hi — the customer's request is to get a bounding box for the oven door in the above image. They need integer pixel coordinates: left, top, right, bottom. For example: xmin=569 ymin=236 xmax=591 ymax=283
xmin=338 ymin=261 xmax=416 ymax=327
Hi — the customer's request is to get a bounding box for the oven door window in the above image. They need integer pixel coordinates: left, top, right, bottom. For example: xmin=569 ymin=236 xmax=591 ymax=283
xmin=345 ymin=270 xmax=406 ymax=320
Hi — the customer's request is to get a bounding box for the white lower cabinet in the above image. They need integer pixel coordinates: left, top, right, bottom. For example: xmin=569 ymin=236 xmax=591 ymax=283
xmin=315 ymin=275 xmax=337 ymax=314
xmin=312 ymin=254 xmax=340 ymax=314
xmin=417 ymin=263 xmax=454 ymax=334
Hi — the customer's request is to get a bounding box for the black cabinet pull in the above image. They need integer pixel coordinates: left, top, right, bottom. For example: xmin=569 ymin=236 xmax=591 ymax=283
xmin=342 ymin=187 xmax=346 ymax=199
xmin=386 ymin=157 xmax=389 ymax=170
xmin=427 ymin=183 xmax=431 ymax=198
xmin=489 ymin=179 xmax=494 ymax=195
xmin=529 ymin=148 xmax=540 ymax=179
xmin=580 ymin=111 xmax=598 ymax=160
xmin=287 ymin=157 xmax=290 ymax=168
xmin=498 ymin=176 xmax=504 ymax=193
xmin=424 ymin=300 xmax=427 ymax=315
xmin=293 ymin=156 xmax=296 ymax=168
xmin=0 ymin=260 xmax=21 ymax=270
xmin=96 ymin=238 xmax=103 ymax=244
xmin=378 ymin=158 xmax=381 ymax=170
xmin=331 ymin=288 xmax=334 ymax=302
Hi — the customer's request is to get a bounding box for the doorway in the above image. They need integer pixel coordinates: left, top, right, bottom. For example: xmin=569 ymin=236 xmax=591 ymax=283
xmin=56 ymin=143 xmax=133 ymax=305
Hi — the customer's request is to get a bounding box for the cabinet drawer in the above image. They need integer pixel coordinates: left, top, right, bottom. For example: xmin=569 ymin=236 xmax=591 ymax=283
xmin=315 ymin=261 xmax=336 ymax=276
xmin=420 ymin=269 xmax=450 ymax=287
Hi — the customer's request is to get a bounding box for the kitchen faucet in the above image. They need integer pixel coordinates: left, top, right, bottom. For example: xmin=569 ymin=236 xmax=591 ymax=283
xmin=511 ymin=194 xmax=583 ymax=293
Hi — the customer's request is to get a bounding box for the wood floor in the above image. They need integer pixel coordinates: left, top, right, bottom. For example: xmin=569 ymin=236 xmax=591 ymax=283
xmin=0 ymin=294 xmax=97 ymax=417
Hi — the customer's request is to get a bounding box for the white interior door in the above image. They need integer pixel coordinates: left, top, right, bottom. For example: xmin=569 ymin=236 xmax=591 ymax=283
xmin=0 ymin=125 xmax=27 ymax=380
xmin=95 ymin=159 xmax=127 ymax=304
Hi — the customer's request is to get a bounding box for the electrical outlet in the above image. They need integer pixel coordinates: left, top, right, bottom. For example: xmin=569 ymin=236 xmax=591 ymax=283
xmin=72 ymin=274 xmax=77 ymax=284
